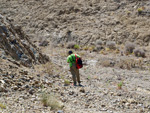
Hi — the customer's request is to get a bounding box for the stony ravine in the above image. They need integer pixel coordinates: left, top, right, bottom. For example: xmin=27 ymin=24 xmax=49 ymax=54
xmin=0 ymin=0 xmax=150 ymax=113
xmin=0 ymin=44 xmax=150 ymax=113
xmin=38 ymin=46 xmax=150 ymax=113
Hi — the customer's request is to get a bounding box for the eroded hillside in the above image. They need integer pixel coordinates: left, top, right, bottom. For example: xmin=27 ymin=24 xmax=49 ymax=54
xmin=0 ymin=0 xmax=150 ymax=46
xmin=0 ymin=0 xmax=150 ymax=113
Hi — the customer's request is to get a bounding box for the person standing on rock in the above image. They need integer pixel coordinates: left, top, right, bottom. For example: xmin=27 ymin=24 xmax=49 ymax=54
xmin=67 ymin=50 xmax=81 ymax=86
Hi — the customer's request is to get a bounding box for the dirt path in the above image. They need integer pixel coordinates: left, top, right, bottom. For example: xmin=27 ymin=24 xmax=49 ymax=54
xmin=0 ymin=45 xmax=150 ymax=113
xmin=42 ymin=46 xmax=150 ymax=113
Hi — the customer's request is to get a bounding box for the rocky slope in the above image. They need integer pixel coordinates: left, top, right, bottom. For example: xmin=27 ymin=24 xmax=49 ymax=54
xmin=0 ymin=14 xmax=49 ymax=67
xmin=1 ymin=44 xmax=150 ymax=113
xmin=0 ymin=0 xmax=150 ymax=113
xmin=0 ymin=0 xmax=150 ymax=46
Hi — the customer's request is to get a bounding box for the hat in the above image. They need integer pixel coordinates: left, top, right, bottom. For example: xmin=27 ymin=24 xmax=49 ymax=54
xmin=68 ymin=50 xmax=73 ymax=54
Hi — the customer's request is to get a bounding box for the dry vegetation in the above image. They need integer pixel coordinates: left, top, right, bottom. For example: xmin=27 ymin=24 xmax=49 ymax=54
xmin=99 ymin=55 xmax=147 ymax=70
xmin=41 ymin=92 xmax=63 ymax=110
xmin=0 ymin=103 xmax=6 ymax=109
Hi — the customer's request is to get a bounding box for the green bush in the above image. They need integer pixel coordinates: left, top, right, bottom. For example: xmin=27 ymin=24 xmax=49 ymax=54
xmin=74 ymin=44 xmax=80 ymax=49
xmin=137 ymin=8 xmax=143 ymax=14
xmin=0 ymin=103 xmax=6 ymax=109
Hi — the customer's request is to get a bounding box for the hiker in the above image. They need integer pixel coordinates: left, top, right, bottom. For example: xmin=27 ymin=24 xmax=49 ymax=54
xmin=67 ymin=50 xmax=82 ymax=86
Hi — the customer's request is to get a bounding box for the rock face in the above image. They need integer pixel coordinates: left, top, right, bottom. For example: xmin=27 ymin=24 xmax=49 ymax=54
xmin=0 ymin=14 xmax=49 ymax=67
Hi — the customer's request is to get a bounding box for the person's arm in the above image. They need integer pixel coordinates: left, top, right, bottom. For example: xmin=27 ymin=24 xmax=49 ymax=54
xmin=67 ymin=56 xmax=70 ymax=63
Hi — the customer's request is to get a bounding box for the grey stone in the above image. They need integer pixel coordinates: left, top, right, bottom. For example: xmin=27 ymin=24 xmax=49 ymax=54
xmin=29 ymin=88 xmax=35 ymax=95
xmin=57 ymin=110 xmax=63 ymax=113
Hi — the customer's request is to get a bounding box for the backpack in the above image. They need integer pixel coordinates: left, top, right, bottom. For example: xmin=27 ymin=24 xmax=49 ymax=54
xmin=75 ymin=54 xmax=83 ymax=69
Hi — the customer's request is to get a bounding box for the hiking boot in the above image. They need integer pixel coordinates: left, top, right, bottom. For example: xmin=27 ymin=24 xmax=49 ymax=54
xmin=78 ymin=81 xmax=83 ymax=86
xmin=73 ymin=82 xmax=77 ymax=86
xmin=78 ymin=83 xmax=83 ymax=86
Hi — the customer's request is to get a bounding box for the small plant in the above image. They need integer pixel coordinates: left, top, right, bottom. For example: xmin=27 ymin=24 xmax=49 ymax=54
xmin=95 ymin=45 xmax=103 ymax=52
xmin=96 ymin=40 xmax=103 ymax=46
xmin=60 ymin=74 xmax=65 ymax=80
xmin=79 ymin=51 xmax=85 ymax=56
xmin=82 ymin=46 xmax=88 ymax=51
xmin=74 ymin=44 xmax=80 ymax=49
xmin=137 ymin=7 xmax=143 ymax=14
xmin=43 ymin=62 xmax=54 ymax=75
xmin=88 ymin=46 xmax=95 ymax=51
xmin=106 ymin=41 xmax=116 ymax=50
xmin=64 ymin=79 xmax=70 ymax=86
xmin=105 ymin=47 xmax=110 ymax=51
xmin=66 ymin=41 xmax=76 ymax=49
xmin=125 ymin=42 xmax=136 ymax=54
xmin=117 ymin=81 xmax=123 ymax=89
xmin=0 ymin=103 xmax=6 ymax=109
xmin=106 ymin=80 xmax=111 ymax=86
xmin=115 ymin=49 xmax=120 ymax=54
xmin=41 ymin=92 xmax=63 ymax=110
xmin=101 ymin=60 xmax=114 ymax=67
xmin=87 ymin=75 xmax=91 ymax=80
xmin=100 ymin=50 xmax=104 ymax=54
xmin=133 ymin=48 xmax=145 ymax=58
xmin=60 ymin=51 xmax=67 ymax=57
xmin=127 ymin=11 xmax=131 ymax=15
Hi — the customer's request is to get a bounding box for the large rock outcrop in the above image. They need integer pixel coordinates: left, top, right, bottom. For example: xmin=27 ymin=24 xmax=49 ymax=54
xmin=0 ymin=14 xmax=49 ymax=67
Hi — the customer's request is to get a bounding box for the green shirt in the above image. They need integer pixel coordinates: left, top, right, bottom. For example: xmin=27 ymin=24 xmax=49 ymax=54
xmin=67 ymin=54 xmax=80 ymax=67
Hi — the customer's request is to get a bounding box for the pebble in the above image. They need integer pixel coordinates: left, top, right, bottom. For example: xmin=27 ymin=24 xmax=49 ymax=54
xmin=57 ymin=110 xmax=64 ymax=113
xmin=79 ymin=87 xmax=85 ymax=93
xmin=69 ymin=91 xmax=74 ymax=95
xmin=13 ymin=85 xmax=18 ymax=90
xmin=125 ymin=102 xmax=130 ymax=106
xmin=29 ymin=88 xmax=35 ymax=95
xmin=127 ymin=98 xmax=136 ymax=104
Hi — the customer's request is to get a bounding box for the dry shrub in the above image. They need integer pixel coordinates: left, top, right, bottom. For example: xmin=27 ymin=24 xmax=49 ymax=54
xmin=39 ymin=40 xmax=49 ymax=46
xmin=41 ymin=93 xmax=63 ymax=110
xmin=66 ymin=41 xmax=76 ymax=49
xmin=116 ymin=57 xmax=143 ymax=70
xmin=115 ymin=48 xmax=120 ymax=54
xmin=101 ymin=60 xmax=111 ymax=67
xmin=95 ymin=45 xmax=103 ymax=52
xmin=106 ymin=41 xmax=116 ymax=50
xmin=0 ymin=103 xmax=6 ymax=109
xmin=125 ymin=42 xmax=136 ymax=54
xmin=96 ymin=40 xmax=103 ymax=46
xmin=133 ymin=48 xmax=146 ymax=58
xmin=82 ymin=46 xmax=88 ymax=50
xmin=88 ymin=45 xmax=95 ymax=52
xmin=101 ymin=59 xmax=115 ymax=67
xmin=77 ymin=51 xmax=85 ymax=56
xmin=64 ymin=79 xmax=70 ymax=86
xmin=99 ymin=50 xmax=107 ymax=55
xmin=42 ymin=61 xmax=54 ymax=75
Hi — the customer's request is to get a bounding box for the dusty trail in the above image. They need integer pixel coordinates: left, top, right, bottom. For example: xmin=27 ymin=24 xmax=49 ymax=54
xmin=42 ymin=46 xmax=150 ymax=113
xmin=0 ymin=44 xmax=149 ymax=113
